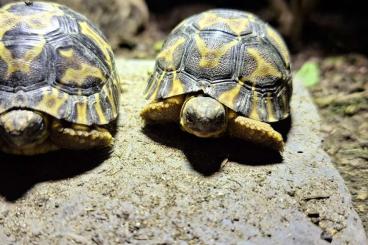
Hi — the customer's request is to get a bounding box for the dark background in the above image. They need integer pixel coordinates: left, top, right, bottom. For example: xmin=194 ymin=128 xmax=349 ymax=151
xmin=146 ymin=0 xmax=368 ymax=54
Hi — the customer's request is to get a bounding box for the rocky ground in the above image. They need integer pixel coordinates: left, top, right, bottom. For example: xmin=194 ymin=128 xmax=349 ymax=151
xmin=0 ymin=60 xmax=366 ymax=244
xmin=295 ymin=53 xmax=368 ymax=233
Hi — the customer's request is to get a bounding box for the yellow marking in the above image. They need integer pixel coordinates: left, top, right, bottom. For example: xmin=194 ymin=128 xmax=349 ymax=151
xmin=266 ymin=93 xmax=276 ymax=122
xmin=59 ymin=49 xmax=74 ymax=58
xmin=157 ymin=37 xmax=186 ymax=71
xmin=62 ymin=64 xmax=104 ymax=86
xmin=0 ymin=39 xmax=46 ymax=78
xmin=281 ymin=93 xmax=289 ymax=118
xmin=112 ymin=72 xmax=122 ymax=93
xmin=75 ymin=98 xmax=88 ymax=125
xmin=0 ymin=113 xmax=16 ymax=132
xmin=0 ymin=2 xmax=64 ymax=78
xmin=249 ymin=86 xmax=260 ymax=121
xmin=241 ymin=48 xmax=282 ymax=83
xmin=197 ymin=12 xmax=251 ymax=36
xmin=241 ymin=48 xmax=284 ymax=121
xmin=267 ymin=27 xmax=290 ymax=65
xmin=0 ymin=3 xmax=64 ymax=37
xmin=79 ymin=21 xmax=113 ymax=70
xmin=103 ymin=84 xmax=117 ymax=117
xmin=167 ymin=71 xmax=184 ymax=97
xmin=218 ymin=83 xmax=242 ymax=109
xmin=147 ymin=71 xmax=166 ymax=100
xmin=282 ymin=94 xmax=288 ymax=110
xmin=195 ymin=35 xmax=237 ymax=69
xmin=36 ymin=88 xmax=68 ymax=116
xmin=144 ymin=74 xmax=158 ymax=97
xmin=93 ymin=94 xmax=107 ymax=124
xmin=59 ymin=48 xmax=105 ymax=87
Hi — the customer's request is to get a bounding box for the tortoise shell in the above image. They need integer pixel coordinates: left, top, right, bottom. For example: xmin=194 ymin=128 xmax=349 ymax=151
xmin=0 ymin=2 xmax=120 ymax=126
xmin=145 ymin=9 xmax=292 ymax=122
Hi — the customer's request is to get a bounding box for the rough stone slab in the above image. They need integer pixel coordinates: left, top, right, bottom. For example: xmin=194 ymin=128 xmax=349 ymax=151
xmin=0 ymin=60 xmax=366 ymax=244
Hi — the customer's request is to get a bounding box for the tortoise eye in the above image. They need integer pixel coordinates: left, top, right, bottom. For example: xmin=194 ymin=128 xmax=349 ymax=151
xmin=186 ymin=114 xmax=194 ymax=123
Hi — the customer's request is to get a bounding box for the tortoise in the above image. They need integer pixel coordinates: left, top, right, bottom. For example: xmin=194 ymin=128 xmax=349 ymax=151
xmin=141 ymin=9 xmax=292 ymax=151
xmin=0 ymin=1 xmax=120 ymax=155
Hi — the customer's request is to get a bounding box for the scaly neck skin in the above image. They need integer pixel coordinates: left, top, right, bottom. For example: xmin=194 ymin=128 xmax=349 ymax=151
xmin=180 ymin=95 xmax=228 ymax=138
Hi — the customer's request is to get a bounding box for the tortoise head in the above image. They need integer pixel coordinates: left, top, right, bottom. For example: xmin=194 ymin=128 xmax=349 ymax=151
xmin=0 ymin=109 xmax=49 ymax=149
xmin=180 ymin=96 xmax=227 ymax=138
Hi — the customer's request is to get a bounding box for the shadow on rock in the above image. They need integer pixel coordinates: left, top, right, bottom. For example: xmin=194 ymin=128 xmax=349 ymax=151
xmin=0 ymin=149 xmax=110 ymax=202
xmin=143 ymin=123 xmax=286 ymax=176
xmin=271 ymin=116 xmax=293 ymax=142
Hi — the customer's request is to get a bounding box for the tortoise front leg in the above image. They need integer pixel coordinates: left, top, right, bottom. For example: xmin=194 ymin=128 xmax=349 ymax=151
xmin=50 ymin=120 xmax=113 ymax=150
xmin=140 ymin=96 xmax=185 ymax=124
xmin=227 ymin=113 xmax=284 ymax=151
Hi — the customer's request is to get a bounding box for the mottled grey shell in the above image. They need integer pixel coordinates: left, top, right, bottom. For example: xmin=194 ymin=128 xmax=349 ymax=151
xmin=145 ymin=9 xmax=292 ymax=122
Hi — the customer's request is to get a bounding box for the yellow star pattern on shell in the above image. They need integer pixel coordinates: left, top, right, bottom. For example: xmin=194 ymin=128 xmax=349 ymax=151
xmin=0 ymin=39 xmax=46 ymax=78
xmin=59 ymin=49 xmax=105 ymax=87
xmin=195 ymin=35 xmax=237 ymax=69
xmin=197 ymin=12 xmax=252 ymax=36
xmin=241 ymin=48 xmax=282 ymax=121
xmin=241 ymin=48 xmax=282 ymax=83
xmin=35 ymin=87 xmax=68 ymax=118
xmin=0 ymin=4 xmax=63 ymax=78
xmin=157 ymin=37 xmax=186 ymax=71
xmin=167 ymin=71 xmax=184 ymax=97
xmin=80 ymin=21 xmax=113 ymax=70
xmin=0 ymin=3 xmax=64 ymax=37
xmin=218 ymin=83 xmax=242 ymax=109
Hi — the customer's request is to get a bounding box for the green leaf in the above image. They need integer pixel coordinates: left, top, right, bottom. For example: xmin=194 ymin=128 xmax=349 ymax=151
xmin=153 ymin=40 xmax=164 ymax=53
xmin=295 ymin=61 xmax=320 ymax=87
